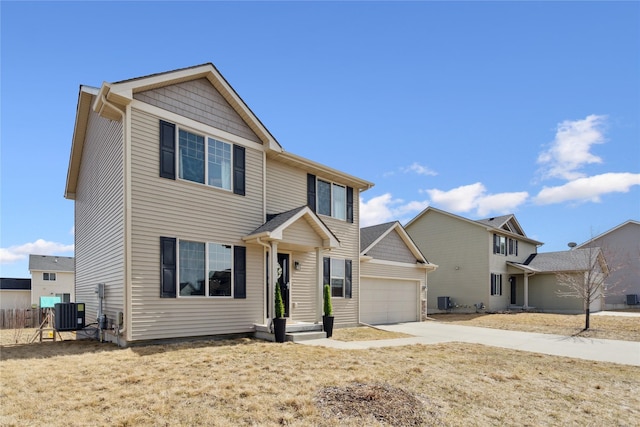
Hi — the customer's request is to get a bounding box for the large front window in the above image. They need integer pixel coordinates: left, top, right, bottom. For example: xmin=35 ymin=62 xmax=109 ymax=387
xmin=179 ymin=240 xmax=233 ymax=297
xmin=179 ymin=129 xmax=232 ymax=190
xmin=317 ymin=179 xmax=346 ymax=220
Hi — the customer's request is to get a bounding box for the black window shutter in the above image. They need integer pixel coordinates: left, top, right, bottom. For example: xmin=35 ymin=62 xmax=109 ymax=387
xmin=160 ymin=237 xmax=177 ymax=298
xmin=346 ymin=186 xmax=354 ymax=223
xmin=307 ymin=174 xmax=317 ymax=212
xmin=234 ymin=245 xmax=247 ymax=299
xmin=323 ymin=257 xmax=330 ymax=286
xmin=159 ymin=120 xmax=176 ymax=180
xmin=233 ymin=145 xmax=245 ymax=196
xmin=493 ymin=234 xmax=498 ymax=254
xmin=345 ymin=259 xmax=352 ymax=299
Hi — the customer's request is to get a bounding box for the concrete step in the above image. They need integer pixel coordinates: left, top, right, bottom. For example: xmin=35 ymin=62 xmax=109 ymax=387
xmin=286 ymin=330 xmax=326 ymax=342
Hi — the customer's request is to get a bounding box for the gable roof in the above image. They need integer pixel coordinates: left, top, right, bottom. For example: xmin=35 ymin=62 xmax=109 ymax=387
xmin=28 ymin=255 xmax=75 ymax=272
xmin=360 ymin=221 xmax=432 ymax=266
xmin=406 ymin=206 xmax=543 ymax=246
xmin=243 ymin=206 xmax=339 ymax=249
xmin=66 ymin=63 xmax=374 ymax=198
xmin=576 ymin=220 xmax=640 ymax=249
xmin=508 ymin=247 xmax=606 ymax=273
xmin=0 ymin=278 xmax=31 ymax=290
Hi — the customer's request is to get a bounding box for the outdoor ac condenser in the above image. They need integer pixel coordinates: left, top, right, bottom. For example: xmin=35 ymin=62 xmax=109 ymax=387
xmin=54 ymin=302 xmax=86 ymax=331
xmin=626 ymin=294 xmax=639 ymax=305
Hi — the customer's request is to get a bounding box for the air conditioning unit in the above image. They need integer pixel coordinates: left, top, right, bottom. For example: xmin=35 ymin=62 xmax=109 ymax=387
xmin=626 ymin=294 xmax=639 ymax=306
xmin=54 ymin=303 xmax=86 ymax=331
xmin=438 ymin=296 xmax=452 ymax=311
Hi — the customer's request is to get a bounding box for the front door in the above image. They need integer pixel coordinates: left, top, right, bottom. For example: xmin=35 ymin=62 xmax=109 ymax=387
xmin=277 ymin=253 xmax=290 ymax=318
xmin=510 ymin=277 xmax=517 ymax=305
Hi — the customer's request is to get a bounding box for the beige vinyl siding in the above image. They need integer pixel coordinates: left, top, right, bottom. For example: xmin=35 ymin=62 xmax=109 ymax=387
xmin=134 ymin=78 xmax=261 ymax=144
xmin=361 ymin=262 xmax=425 ymax=285
xmin=128 ymin=108 xmax=265 ymax=341
xmin=74 ymin=107 xmax=125 ymax=325
xmin=281 ymin=219 xmax=323 ymax=249
xmin=265 ymin=158 xmax=361 ymax=326
xmin=288 ymin=250 xmax=318 ymax=323
xmin=406 ymin=211 xmax=488 ymax=311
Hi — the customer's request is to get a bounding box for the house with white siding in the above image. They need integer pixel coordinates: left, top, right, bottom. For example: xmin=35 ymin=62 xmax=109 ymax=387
xmin=65 ymin=63 xmax=373 ymax=346
xmin=29 ymin=255 xmax=75 ymax=307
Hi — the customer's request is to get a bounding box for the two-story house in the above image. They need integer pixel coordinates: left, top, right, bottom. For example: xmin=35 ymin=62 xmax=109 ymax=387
xmin=65 ymin=63 xmax=373 ymax=345
xmin=405 ymin=207 xmax=543 ymax=312
xmin=28 ymin=254 xmax=75 ymax=307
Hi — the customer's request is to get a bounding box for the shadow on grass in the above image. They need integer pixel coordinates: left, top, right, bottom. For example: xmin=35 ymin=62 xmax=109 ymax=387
xmin=1 ymin=334 xmax=265 ymax=362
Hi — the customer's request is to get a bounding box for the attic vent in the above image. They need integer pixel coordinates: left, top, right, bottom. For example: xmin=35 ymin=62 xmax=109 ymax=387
xmin=488 ymin=217 xmax=495 ymax=221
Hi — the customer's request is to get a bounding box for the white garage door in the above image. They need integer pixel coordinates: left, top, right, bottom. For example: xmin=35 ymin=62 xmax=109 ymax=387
xmin=361 ymin=278 xmax=419 ymax=325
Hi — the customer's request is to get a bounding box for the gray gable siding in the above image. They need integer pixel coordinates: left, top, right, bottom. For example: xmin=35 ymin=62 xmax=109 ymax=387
xmin=134 ymin=78 xmax=262 ymax=144
xmin=366 ymin=229 xmax=417 ymax=264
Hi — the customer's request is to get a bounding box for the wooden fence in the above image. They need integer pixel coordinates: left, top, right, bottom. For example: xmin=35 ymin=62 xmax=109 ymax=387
xmin=0 ymin=309 xmax=40 ymax=329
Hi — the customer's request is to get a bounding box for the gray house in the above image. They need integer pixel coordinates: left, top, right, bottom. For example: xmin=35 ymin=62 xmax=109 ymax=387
xmin=576 ymin=220 xmax=640 ymax=308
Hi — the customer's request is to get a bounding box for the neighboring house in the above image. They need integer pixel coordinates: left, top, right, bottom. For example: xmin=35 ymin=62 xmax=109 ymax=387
xmin=405 ymin=207 xmax=543 ymax=313
xmin=507 ymin=248 xmax=608 ymax=313
xmin=360 ymin=221 xmax=437 ymax=324
xmin=0 ymin=278 xmax=31 ymax=310
xmin=65 ymin=63 xmax=373 ymax=345
xmin=575 ymin=220 xmax=640 ymax=308
xmin=28 ymin=255 xmax=75 ymax=307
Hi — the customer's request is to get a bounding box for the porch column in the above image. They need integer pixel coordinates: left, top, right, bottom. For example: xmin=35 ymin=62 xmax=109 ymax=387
xmin=270 ymin=241 xmax=279 ymax=324
xmin=523 ymin=273 xmax=529 ymax=309
xmin=316 ymin=247 xmax=323 ymax=324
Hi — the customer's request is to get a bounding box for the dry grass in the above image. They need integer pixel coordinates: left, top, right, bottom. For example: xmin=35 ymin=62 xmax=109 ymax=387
xmin=332 ymin=326 xmax=411 ymax=342
xmin=429 ymin=312 xmax=640 ymax=342
xmin=1 ymin=337 xmax=638 ymax=426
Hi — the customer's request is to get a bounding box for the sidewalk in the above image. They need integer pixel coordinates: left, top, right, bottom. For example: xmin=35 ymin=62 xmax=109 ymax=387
xmin=299 ymin=321 xmax=640 ymax=366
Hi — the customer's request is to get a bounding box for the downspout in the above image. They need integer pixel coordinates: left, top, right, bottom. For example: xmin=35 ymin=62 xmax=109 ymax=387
xmin=100 ymin=94 xmax=127 ymax=343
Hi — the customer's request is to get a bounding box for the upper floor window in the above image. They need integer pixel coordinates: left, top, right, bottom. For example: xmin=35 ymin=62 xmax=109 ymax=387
xmin=508 ymin=238 xmax=518 ymax=256
xmin=160 ymin=120 xmax=245 ymax=196
xmin=178 ymin=129 xmax=232 ymax=190
xmin=493 ymin=234 xmax=506 ymax=255
xmin=317 ymin=180 xmax=346 ymax=220
xmin=43 ymin=272 xmax=56 ymax=281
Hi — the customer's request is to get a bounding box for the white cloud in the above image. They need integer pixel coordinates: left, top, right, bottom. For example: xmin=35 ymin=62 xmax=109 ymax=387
xmin=533 ymin=172 xmax=640 ymax=205
xmin=425 ymin=182 xmax=529 ymax=216
xmin=360 ymin=193 xmax=429 ymax=227
xmin=0 ymin=239 xmax=74 ymax=264
xmin=401 ymin=162 xmax=438 ymax=176
xmin=537 ymin=114 xmax=607 ymax=180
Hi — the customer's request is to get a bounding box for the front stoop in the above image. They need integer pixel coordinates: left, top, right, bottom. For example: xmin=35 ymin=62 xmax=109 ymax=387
xmin=254 ymin=322 xmax=326 ymax=342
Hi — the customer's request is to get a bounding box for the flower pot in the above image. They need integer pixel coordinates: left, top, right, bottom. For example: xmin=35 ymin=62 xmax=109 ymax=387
xmin=322 ymin=315 xmax=334 ymax=338
xmin=273 ymin=317 xmax=287 ymax=343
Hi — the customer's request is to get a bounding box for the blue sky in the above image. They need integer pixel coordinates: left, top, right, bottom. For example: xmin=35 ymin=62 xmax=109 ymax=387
xmin=1 ymin=1 xmax=639 ymax=278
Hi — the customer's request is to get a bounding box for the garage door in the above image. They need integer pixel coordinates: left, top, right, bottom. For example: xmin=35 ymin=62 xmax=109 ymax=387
xmin=360 ymin=278 xmax=419 ymax=325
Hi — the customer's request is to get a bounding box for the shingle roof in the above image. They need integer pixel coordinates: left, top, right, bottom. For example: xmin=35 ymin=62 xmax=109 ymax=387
xmin=516 ymin=248 xmax=602 ymax=272
xmin=0 ymin=278 xmax=31 ymax=290
xmin=248 ymin=206 xmax=309 ymax=235
xmin=360 ymin=221 xmax=397 ymax=252
xmin=475 ymin=214 xmax=514 ymax=229
xmin=28 ymin=255 xmax=75 ymax=272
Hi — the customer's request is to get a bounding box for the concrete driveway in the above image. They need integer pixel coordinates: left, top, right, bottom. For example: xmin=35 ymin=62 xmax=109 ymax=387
xmin=300 ymin=321 xmax=640 ymax=366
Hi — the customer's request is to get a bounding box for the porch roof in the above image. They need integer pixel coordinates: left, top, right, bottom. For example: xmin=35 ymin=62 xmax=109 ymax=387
xmin=243 ymin=206 xmax=340 ymax=249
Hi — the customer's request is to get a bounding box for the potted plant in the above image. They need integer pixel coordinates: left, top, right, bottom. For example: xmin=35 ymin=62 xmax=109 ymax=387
xmin=322 ymin=284 xmax=334 ymax=338
xmin=273 ymin=282 xmax=287 ymax=343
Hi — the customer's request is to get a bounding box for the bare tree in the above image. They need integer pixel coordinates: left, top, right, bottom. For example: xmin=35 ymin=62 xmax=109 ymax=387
xmin=555 ymin=245 xmax=609 ymax=330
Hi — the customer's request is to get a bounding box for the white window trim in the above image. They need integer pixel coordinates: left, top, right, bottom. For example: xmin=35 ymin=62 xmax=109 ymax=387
xmin=176 ymin=126 xmax=234 ymax=192
xmin=317 ymin=179 xmax=347 ymax=221
xmin=177 ymin=239 xmax=234 ymax=298
xmin=43 ymin=272 xmax=57 ymax=281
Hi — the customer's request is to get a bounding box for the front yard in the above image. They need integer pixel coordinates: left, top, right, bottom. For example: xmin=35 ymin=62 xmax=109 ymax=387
xmin=1 ymin=314 xmax=639 ymax=426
